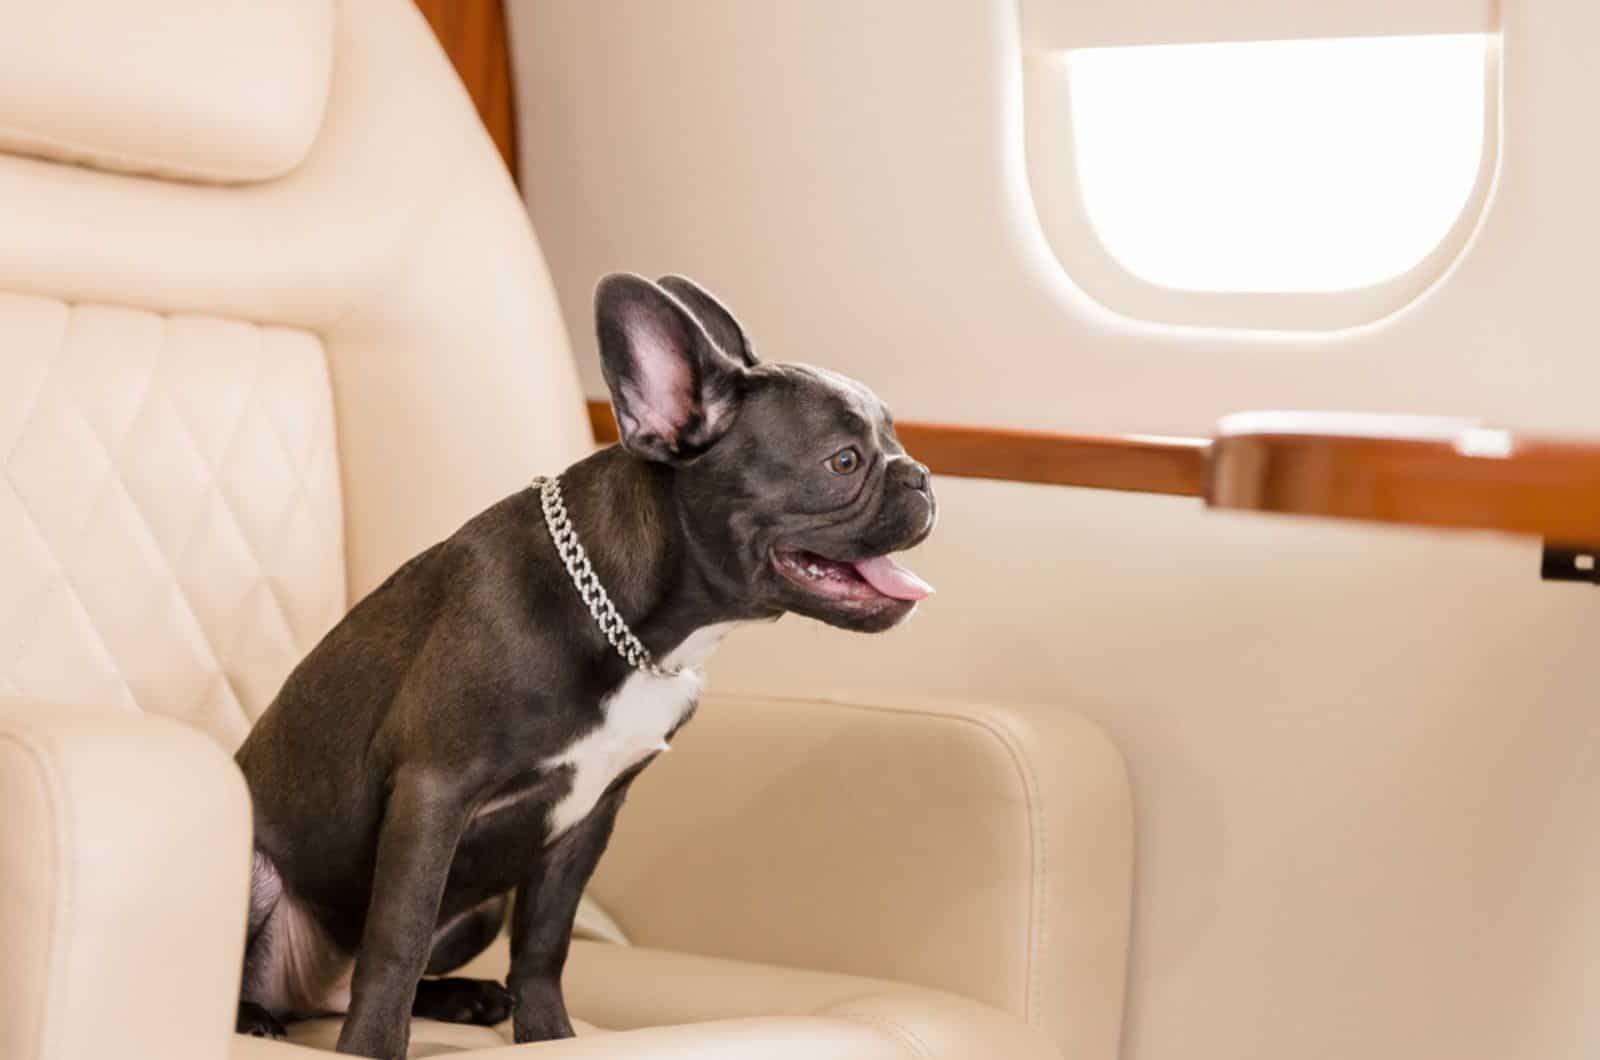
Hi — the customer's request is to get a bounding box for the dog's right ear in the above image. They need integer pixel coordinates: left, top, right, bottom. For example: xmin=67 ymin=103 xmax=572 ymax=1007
xmin=595 ymin=274 xmax=748 ymax=463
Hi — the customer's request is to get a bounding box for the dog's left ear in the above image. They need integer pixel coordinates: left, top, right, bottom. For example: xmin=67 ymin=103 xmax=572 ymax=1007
xmin=595 ymin=273 xmax=749 ymax=463
xmin=657 ymin=275 xmax=760 ymax=367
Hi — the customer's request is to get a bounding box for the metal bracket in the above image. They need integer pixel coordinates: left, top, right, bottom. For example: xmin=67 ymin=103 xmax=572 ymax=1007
xmin=1542 ymin=542 xmax=1600 ymax=584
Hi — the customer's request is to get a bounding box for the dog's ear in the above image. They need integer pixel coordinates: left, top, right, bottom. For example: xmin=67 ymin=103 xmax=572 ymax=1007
xmin=595 ymin=274 xmax=748 ymax=463
xmin=657 ymin=275 xmax=759 ymax=367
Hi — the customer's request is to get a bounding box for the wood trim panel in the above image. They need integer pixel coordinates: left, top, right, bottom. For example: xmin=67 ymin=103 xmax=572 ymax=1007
xmin=890 ymin=421 xmax=1209 ymax=496
xmin=586 ymin=400 xmax=1210 ymax=496
xmin=588 ymin=401 xmax=1600 ymax=543
xmin=414 ymin=0 xmax=518 ymax=177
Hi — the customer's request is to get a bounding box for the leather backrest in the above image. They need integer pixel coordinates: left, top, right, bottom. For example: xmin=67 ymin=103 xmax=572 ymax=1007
xmin=0 ymin=0 xmax=593 ymax=748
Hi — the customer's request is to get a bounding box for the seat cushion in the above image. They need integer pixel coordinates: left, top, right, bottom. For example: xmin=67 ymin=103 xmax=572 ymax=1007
xmin=263 ymin=939 xmax=1060 ymax=1058
xmin=281 ymin=1016 xmax=602 ymax=1057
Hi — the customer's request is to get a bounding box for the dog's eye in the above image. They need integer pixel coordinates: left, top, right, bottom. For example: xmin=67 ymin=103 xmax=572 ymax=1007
xmin=825 ymin=447 xmax=862 ymax=475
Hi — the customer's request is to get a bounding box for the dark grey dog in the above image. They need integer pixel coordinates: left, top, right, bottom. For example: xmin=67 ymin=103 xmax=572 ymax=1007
xmin=232 ymin=274 xmax=937 ymax=1057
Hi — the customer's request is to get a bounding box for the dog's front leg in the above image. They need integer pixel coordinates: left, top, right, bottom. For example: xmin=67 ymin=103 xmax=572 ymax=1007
xmin=508 ymin=787 xmax=627 ymax=1042
xmin=336 ymin=769 xmax=467 ymax=1059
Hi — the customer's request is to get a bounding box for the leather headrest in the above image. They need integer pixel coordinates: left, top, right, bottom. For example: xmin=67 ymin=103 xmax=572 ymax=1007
xmin=0 ymin=0 xmax=334 ymax=184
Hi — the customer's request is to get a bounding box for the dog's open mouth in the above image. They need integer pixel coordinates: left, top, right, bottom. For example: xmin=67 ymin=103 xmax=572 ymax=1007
xmin=772 ymin=548 xmax=934 ymax=604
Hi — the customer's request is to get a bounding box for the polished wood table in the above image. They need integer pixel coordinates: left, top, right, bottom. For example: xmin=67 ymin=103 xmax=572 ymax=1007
xmin=586 ymin=402 xmax=1600 ymax=582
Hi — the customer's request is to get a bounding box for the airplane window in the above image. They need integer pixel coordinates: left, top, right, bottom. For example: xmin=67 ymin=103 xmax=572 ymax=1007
xmin=1064 ymin=34 xmax=1489 ymax=293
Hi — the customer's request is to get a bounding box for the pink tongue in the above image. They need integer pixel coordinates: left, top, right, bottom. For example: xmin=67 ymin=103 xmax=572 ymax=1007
xmin=852 ymin=555 xmax=935 ymax=601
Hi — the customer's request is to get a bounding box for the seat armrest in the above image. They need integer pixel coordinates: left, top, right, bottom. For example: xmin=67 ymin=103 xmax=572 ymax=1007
xmin=0 ymin=697 xmax=253 ymax=1060
xmin=588 ymin=692 xmax=1133 ymax=1060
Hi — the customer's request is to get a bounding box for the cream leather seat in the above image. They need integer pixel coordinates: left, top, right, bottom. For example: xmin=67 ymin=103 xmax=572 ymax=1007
xmin=0 ymin=2 xmax=1132 ymax=1058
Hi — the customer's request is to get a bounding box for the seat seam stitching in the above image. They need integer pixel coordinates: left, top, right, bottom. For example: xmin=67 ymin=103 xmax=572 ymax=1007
xmin=0 ymin=119 xmax=295 ymax=184
xmin=1 ymin=467 xmax=137 ymax=708
xmin=2 ymin=306 xmax=139 ymax=707
xmin=829 ymin=1011 xmax=933 ymax=1059
xmin=237 ymin=329 xmax=323 ymax=661
xmin=181 ymin=330 xmax=274 ymax=721
xmin=80 ymin=312 xmax=245 ymax=718
xmin=0 ymin=301 xmax=70 ymax=468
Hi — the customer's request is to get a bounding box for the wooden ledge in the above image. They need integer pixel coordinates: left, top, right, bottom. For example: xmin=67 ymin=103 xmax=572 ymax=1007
xmin=587 ymin=400 xmax=1208 ymax=494
xmin=586 ymin=401 xmax=1600 ymax=543
xmin=1207 ymin=412 xmax=1600 ymax=542
xmin=865 ymin=421 xmax=1210 ymax=497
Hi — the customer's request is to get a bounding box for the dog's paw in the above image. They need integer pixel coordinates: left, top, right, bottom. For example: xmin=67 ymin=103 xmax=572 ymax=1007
xmin=236 ymin=1001 xmax=288 ymax=1039
xmin=412 ymin=977 xmax=515 ymax=1026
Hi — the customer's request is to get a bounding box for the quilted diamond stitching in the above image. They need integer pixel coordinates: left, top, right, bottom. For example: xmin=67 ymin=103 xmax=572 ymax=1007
xmin=1 ymin=293 xmax=345 ymax=750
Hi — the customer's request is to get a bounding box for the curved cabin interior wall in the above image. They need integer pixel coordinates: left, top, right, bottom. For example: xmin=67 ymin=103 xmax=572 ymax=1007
xmin=505 ymin=3 xmax=1600 ymax=1060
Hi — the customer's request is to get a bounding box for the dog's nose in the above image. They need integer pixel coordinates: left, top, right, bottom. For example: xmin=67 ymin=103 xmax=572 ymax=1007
xmin=892 ymin=458 xmax=930 ymax=492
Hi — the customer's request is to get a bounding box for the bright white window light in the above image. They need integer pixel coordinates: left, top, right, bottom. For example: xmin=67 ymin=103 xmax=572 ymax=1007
xmin=1066 ymin=35 xmax=1488 ymax=293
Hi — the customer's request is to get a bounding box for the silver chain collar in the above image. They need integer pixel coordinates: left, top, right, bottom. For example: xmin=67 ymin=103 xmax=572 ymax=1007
xmin=534 ymin=476 xmax=685 ymax=678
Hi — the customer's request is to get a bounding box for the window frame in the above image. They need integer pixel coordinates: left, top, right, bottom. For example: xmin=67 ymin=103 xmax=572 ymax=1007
xmin=1017 ymin=34 xmax=1503 ymax=332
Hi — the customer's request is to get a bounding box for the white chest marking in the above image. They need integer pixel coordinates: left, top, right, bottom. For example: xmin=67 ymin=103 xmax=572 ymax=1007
xmin=543 ymin=623 xmax=735 ymax=840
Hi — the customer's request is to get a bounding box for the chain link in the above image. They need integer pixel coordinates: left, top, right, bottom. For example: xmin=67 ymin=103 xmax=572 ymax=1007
xmin=534 ymin=476 xmax=683 ymax=678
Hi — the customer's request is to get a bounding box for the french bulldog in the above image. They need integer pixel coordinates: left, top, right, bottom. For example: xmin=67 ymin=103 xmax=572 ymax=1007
xmin=232 ymin=274 xmax=937 ymax=1057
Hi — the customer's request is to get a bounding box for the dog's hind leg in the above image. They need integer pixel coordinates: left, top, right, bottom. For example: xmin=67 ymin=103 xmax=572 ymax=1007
xmin=413 ymin=894 xmax=514 ymax=1026
xmin=236 ymin=1000 xmax=288 ymax=1039
xmin=236 ymin=849 xmax=289 ymax=1038
xmin=426 ymin=893 xmax=509 ymax=974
